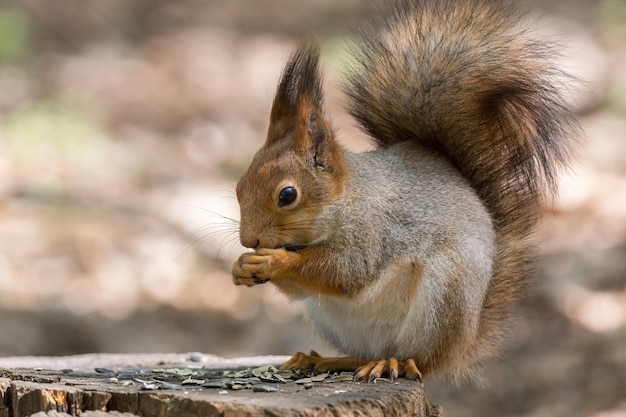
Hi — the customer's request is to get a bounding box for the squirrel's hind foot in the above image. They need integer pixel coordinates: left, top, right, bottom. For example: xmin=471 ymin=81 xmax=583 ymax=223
xmin=280 ymin=351 xmax=423 ymax=383
xmin=355 ymin=358 xmax=422 ymax=383
xmin=279 ymin=350 xmax=366 ymax=374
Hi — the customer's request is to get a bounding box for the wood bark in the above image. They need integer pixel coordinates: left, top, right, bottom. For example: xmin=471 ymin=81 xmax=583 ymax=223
xmin=0 ymin=354 xmax=443 ymax=417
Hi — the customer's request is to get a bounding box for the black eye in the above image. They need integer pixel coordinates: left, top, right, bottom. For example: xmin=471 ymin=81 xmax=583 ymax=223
xmin=278 ymin=186 xmax=298 ymax=207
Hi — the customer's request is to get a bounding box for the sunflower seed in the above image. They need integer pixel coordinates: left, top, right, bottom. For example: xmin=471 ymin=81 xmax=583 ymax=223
xmin=134 ymin=378 xmax=158 ymax=390
xmin=372 ymin=377 xmax=392 ymax=384
xmin=159 ymin=382 xmax=183 ymax=390
xmin=252 ymin=384 xmax=278 ymax=393
xmin=181 ymin=377 xmax=206 ymax=385
xmin=252 ymin=365 xmax=274 ymax=377
xmin=327 ymin=374 xmax=354 ymax=382
xmin=294 ymin=377 xmax=315 ymax=384
xmin=273 ymin=374 xmax=287 ymax=383
xmin=202 ymin=380 xmax=228 ymax=389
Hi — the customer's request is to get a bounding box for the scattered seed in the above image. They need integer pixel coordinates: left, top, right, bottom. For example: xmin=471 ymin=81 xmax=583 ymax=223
xmin=273 ymin=374 xmax=287 ymax=383
xmin=295 ymin=377 xmax=316 ymax=384
xmin=327 ymin=374 xmax=354 ymax=383
xmin=175 ymin=368 xmax=194 ymax=376
xmin=135 ymin=378 xmax=158 ymax=390
xmin=202 ymin=380 xmax=228 ymax=389
xmin=181 ymin=377 xmax=206 ymax=385
xmin=159 ymin=382 xmax=183 ymax=390
xmin=372 ymin=378 xmax=391 ymax=384
xmin=295 ymin=373 xmax=328 ymax=384
xmin=96 ymin=364 xmax=364 ymax=393
xmin=252 ymin=384 xmax=278 ymax=393
xmin=235 ymin=377 xmax=260 ymax=384
xmin=252 ymin=365 xmax=272 ymax=377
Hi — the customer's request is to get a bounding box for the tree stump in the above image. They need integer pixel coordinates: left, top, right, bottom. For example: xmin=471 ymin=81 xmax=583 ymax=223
xmin=0 ymin=353 xmax=442 ymax=417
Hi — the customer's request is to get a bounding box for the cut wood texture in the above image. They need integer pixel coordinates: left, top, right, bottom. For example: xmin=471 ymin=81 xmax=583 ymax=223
xmin=0 ymin=353 xmax=443 ymax=417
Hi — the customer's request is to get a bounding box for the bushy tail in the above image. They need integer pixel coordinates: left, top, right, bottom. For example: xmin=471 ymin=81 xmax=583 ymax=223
xmin=345 ymin=0 xmax=576 ymax=365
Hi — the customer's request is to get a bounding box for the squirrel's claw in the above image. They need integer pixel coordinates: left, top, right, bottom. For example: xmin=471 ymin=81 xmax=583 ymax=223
xmin=355 ymin=358 xmax=397 ymax=382
xmin=355 ymin=358 xmax=422 ymax=383
xmin=251 ymin=273 xmax=270 ymax=284
xmin=402 ymin=358 xmax=423 ymax=382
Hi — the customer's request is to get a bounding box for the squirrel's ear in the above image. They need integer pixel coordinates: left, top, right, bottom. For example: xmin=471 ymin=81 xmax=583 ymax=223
xmin=266 ymin=41 xmax=334 ymax=161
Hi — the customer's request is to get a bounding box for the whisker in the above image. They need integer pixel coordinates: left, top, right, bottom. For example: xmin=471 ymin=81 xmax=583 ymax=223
xmin=185 ymin=227 xmax=240 ymax=260
xmin=186 ymin=205 xmax=240 ymax=225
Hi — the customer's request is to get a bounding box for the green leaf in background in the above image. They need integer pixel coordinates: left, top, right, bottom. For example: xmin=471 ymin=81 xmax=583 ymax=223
xmin=0 ymin=9 xmax=29 ymax=63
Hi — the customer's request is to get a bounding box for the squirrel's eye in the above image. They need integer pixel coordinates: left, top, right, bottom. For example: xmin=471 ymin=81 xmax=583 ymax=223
xmin=278 ymin=186 xmax=298 ymax=207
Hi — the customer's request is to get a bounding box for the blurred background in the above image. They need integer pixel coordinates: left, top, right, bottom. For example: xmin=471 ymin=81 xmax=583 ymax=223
xmin=0 ymin=0 xmax=624 ymax=416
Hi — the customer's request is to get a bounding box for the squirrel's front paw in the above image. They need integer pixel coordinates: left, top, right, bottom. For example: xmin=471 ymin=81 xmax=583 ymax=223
xmin=232 ymin=248 xmax=295 ymax=287
xmin=232 ymin=248 xmax=302 ymax=287
xmin=232 ymin=252 xmax=271 ymax=287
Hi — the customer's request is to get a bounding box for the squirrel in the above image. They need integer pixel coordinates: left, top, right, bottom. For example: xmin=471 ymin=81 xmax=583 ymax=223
xmin=231 ymin=0 xmax=576 ymax=383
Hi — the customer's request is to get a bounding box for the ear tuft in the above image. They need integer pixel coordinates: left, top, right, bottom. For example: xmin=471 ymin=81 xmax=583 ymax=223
xmin=267 ymin=41 xmax=324 ymax=141
xmin=277 ymin=41 xmax=323 ymax=108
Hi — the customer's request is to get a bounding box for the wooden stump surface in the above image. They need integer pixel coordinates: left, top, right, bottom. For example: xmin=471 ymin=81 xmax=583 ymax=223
xmin=0 ymin=353 xmax=442 ymax=417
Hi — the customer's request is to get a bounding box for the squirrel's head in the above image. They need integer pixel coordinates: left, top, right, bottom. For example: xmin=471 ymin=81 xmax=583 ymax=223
xmin=235 ymin=41 xmax=348 ymax=250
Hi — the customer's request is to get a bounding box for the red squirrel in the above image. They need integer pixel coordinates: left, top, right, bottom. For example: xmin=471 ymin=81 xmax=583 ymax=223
xmin=231 ymin=0 xmax=576 ymax=383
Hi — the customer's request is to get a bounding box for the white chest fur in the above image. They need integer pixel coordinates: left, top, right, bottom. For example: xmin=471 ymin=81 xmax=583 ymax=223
xmin=302 ymin=258 xmax=440 ymax=360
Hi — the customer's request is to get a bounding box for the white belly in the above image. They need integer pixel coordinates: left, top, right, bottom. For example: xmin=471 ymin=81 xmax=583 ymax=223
xmin=302 ymin=262 xmax=438 ymax=360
